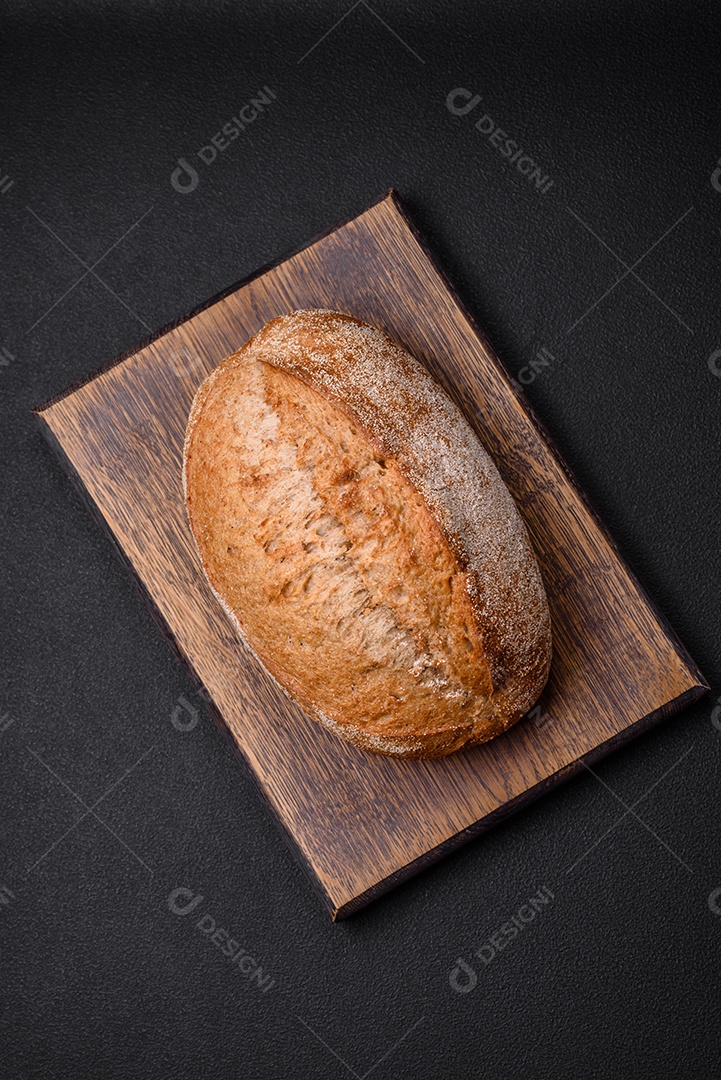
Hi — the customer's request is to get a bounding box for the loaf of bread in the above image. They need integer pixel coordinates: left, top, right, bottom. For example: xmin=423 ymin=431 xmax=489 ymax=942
xmin=183 ymin=310 xmax=551 ymax=758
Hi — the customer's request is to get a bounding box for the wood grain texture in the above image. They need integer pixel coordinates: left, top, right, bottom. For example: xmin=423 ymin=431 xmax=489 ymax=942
xmin=35 ymin=190 xmax=708 ymax=919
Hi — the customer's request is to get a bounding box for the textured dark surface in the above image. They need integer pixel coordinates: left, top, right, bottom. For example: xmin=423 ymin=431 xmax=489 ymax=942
xmin=2 ymin=1 xmax=720 ymax=1077
xmin=37 ymin=192 xmax=707 ymax=920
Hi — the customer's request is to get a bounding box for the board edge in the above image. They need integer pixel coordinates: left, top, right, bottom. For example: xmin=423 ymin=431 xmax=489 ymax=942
xmin=332 ymin=681 xmax=707 ymax=920
xmin=31 ymin=189 xmax=400 ymax=416
xmin=382 ymin=191 xmax=710 ymax=699
xmin=33 ymin=409 xmax=342 ymax=921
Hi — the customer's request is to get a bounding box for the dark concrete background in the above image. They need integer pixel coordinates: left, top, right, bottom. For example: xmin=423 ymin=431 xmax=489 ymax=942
xmin=2 ymin=1 xmax=721 ymax=1076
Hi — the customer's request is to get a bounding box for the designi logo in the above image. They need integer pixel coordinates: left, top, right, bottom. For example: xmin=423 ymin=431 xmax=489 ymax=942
xmin=708 ymin=350 xmax=721 ymax=378
xmin=168 ymin=886 xmax=204 ymax=916
xmin=711 ymin=159 xmax=721 ymax=193
xmin=171 ymin=158 xmax=199 ymax=194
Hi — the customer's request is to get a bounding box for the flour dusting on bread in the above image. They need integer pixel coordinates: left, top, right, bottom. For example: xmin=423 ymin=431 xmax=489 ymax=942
xmin=183 ymin=310 xmax=551 ymax=758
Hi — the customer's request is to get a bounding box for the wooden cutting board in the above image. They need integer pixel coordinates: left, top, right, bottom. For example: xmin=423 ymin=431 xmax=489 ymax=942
xmin=35 ymin=190 xmax=707 ymax=919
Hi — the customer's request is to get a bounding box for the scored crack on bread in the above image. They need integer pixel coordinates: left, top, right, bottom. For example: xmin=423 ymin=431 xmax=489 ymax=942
xmin=183 ymin=309 xmax=551 ymax=759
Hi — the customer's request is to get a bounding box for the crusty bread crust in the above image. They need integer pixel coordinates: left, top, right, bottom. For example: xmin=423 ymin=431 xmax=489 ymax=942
xmin=183 ymin=310 xmax=551 ymax=758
